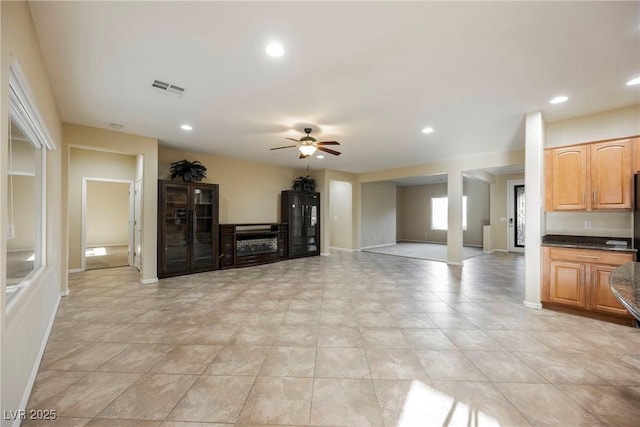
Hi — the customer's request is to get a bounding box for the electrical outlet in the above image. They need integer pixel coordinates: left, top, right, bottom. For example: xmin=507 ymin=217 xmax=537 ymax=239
xmin=584 ymin=221 xmax=592 ymax=229
xmin=7 ymin=224 xmax=14 ymax=239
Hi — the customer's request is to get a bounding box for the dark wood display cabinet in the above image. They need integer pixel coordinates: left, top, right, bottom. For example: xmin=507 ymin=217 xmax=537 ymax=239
xmin=158 ymin=180 xmax=219 ymax=278
xmin=281 ymin=190 xmax=320 ymax=258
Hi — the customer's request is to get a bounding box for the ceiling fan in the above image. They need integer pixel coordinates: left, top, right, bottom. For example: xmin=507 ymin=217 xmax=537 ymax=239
xmin=270 ymin=128 xmax=341 ymax=158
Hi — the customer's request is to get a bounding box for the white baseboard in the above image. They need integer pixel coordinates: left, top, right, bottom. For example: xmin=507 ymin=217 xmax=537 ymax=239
xmin=320 ymin=252 xmax=331 ymax=256
xmin=398 ymin=239 xmax=443 ymax=244
xmin=483 ymin=249 xmax=496 ymax=254
xmin=523 ymin=300 xmax=542 ymax=310
xmin=140 ymin=277 xmax=158 ymax=285
xmin=361 ymin=243 xmax=396 ymax=250
xmin=494 ymin=249 xmax=508 ymax=253
xmin=397 ymin=239 xmax=482 ymax=248
xmin=61 ymin=288 xmax=70 ymax=297
xmin=447 ymin=261 xmax=464 ymax=266
xmin=68 ymin=268 xmax=83 ymax=274
xmin=330 ymin=247 xmax=355 ymax=252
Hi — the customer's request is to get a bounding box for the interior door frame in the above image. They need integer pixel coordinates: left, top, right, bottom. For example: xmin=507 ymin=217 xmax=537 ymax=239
xmin=133 ymin=178 xmax=142 ymax=270
xmin=81 ymin=177 xmax=135 ymax=271
xmin=507 ymin=179 xmax=525 ymax=253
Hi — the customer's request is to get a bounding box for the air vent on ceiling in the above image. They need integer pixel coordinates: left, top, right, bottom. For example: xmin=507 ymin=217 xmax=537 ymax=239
xmin=151 ymin=79 xmax=186 ymax=97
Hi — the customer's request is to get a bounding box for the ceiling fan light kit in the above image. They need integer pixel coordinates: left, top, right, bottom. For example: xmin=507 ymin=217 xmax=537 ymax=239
xmin=270 ymin=127 xmax=341 ymax=159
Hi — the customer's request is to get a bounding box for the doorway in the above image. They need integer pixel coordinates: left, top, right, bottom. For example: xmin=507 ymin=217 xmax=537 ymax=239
xmin=507 ymin=179 xmax=525 ymax=253
xmin=82 ymin=178 xmax=134 ymax=270
xmin=329 ymin=180 xmax=353 ymax=250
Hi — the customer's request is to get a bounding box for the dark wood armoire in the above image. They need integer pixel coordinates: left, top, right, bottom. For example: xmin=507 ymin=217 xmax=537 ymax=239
xmin=158 ymin=180 xmax=219 ymax=278
xmin=281 ymin=190 xmax=320 ymax=258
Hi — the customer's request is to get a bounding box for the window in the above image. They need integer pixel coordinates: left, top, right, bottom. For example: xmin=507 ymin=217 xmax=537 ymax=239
xmin=6 ymin=62 xmax=54 ymax=306
xmin=431 ymin=196 xmax=467 ymax=231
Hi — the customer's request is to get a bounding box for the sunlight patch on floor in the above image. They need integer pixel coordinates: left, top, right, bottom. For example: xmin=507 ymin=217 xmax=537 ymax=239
xmin=399 ymin=380 xmax=500 ymax=427
xmin=85 ymin=247 xmax=107 ymax=257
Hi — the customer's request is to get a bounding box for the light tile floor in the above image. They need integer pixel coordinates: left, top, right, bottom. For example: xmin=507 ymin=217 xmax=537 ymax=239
xmin=25 ymin=251 xmax=640 ymax=426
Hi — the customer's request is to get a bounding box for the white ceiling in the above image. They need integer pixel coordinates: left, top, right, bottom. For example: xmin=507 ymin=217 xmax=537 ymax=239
xmin=29 ymin=1 xmax=640 ymax=174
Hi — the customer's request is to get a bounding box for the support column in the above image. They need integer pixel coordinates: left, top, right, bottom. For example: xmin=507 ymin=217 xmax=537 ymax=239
xmin=524 ymin=111 xmax=545 ymax=309
xmin=447 ymin=168 xmax=464 ymax=265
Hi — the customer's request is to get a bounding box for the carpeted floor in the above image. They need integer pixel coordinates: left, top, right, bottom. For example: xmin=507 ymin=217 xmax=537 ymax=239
xmin=362 ymin=241 xmax=483 ymax=262
xmin=85 ymin=245 xmax=129 ymax=270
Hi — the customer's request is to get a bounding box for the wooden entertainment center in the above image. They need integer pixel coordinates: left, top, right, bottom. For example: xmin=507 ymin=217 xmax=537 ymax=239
xmin=158 ymin=181 xmax=320 ymax=276
xmin=219 ymin=223 xmax=288 ymax=269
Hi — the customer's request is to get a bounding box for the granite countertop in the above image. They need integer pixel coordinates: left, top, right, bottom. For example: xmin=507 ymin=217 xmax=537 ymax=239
xmin=542 ymin=235 xmax=636 ymax=253
xmin=609 ymin=263 xmax=640 ymax=321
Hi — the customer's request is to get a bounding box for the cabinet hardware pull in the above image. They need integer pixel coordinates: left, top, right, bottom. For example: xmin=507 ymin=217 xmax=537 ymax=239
xmin=577 ymin=255 xmax=600 ymax=259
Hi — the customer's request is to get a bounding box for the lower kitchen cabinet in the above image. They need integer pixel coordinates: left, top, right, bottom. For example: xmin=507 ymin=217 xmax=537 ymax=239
xmin=542 ymin=247 xmax=634 ymax=322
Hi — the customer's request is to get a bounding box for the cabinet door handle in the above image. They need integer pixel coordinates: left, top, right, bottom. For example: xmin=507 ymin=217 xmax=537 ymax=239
xmin=577 ymin=255 xmax=601 ymax=259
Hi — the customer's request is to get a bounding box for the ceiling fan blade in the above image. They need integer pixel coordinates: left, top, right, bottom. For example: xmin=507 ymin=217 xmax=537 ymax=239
xmin=270 ymin=145 xmax=298 ymax=150
xmin=299 ymin=153 xmax=308 ymax=159
xmin=285 ymin=137 xmax=300 ymax=142
xmin=317 ymin=141 xmax=340 ymax=146
xmin=317 ymin=146 xmax=341 ymax=156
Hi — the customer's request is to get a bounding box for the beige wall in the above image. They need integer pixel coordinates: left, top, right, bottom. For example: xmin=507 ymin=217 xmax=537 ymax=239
xmin=397 ymin=178 xmax=489 ymax=247
xmin=492 ymin=173 xmax=525 ymax=250
xmin=544 ymin=105 xmax=639 ymax=238
xmin=1 ymin=0 xmax=64 ymax=419
xmin=159 ymin=147 xmax=302 ymax=224
xmin=63 ymin=123 xmax=158 ymax=283
xmin=463 ymin=178 xmax=490 ymax=246
xmin=361 ymin=181 xmax=396 ymax=248
xmin=398 ymin=183 xmax=447 ymax=243
xmin=86 ymin=181 xmax=130 ymax=247
xmin=546 ymin=105 xmax=640 ymax=148
xmin=68 ymin=148 xmax=136 ymax=270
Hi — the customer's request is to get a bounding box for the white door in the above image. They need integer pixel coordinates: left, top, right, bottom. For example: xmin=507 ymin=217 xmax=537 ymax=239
xmin=133 ymin=178 xmax=142 ymax=270
xmin=507 ymin=179 xmax=525 ymax=253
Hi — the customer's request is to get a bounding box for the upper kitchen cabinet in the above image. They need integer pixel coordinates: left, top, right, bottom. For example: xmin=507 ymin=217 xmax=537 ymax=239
xmin=590 ymin=139 xmax=632 ymax=210
xmin=547 ymin=145 xmax=589 ymax=211
xmin=545 ymin=137 xmax=634 ymax=211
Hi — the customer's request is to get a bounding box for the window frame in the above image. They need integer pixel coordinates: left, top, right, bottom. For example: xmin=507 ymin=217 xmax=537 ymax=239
xmin=6 ymin=61 xmax=54 ymax=308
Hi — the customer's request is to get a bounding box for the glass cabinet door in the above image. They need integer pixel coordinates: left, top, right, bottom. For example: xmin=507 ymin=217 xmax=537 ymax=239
xmin=191 ymin=185 xmax=215 ymax=269
xmin=163 ymin=184 xmax=190 ymax=273
xmin=305 ymin=194 xmax=319 ymax=254
xmin=289 ymin=192 xmax=305 ymax=257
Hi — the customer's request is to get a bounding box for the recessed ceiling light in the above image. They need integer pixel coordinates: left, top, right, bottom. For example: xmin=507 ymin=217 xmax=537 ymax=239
xmin=265 ymin=42 xmax=284 ymax=57
xmin=109 ymin=123 xmax=123 ymax=129
xmin=181 ymin=124 xmax=193 ymax=131
xmin=550 ymin=95 xmax=568 ymax=104
xmin=422 ymin=127 xmax=434 ymax=134
xmin=626 ymin=76 xmax=640 ymax=86
xmin=317 ymin=155 xmax=325 ymax=159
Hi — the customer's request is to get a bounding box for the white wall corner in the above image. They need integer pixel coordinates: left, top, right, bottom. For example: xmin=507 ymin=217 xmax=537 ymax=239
xmin=523 ymin=300 xmax=542 ymax=310
xmin=524 ymin=111 xmax=545 ymax=306
xmin=140 ymin=277 xmax=158 ymax=285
